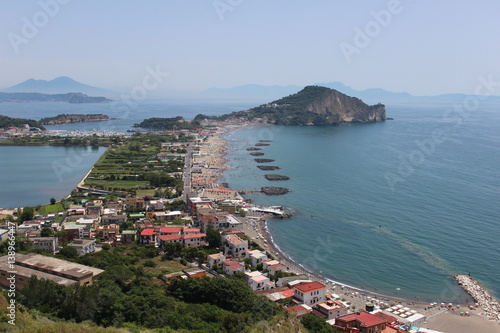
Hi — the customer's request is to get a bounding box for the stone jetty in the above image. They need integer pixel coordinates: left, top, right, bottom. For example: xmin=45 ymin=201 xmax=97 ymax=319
xmin=259 ymin=140 xmax=272 ymax=142
xmin=250 ymin=152 xmax=265 ymax=156
xmin=255 ymin=158 xmax=275 ymax=163
xmin=261 ymin=187 xmax=290 ymax=195
xmin=455 ymin=275 xmax=499 ymax=322
xmin=265 ymin=174 xmax=290 ymax=181
xmin=246 ymin=147 xmax=262 ymax=151
xmin=255 ymin=143 xmax=270 ymax=146
xmin=257 ymin=166 xmax=281 ymax=170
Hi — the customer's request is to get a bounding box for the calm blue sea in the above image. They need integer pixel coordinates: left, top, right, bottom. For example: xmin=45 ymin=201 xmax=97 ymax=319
xmin=220 ymin=103 xmax=500 ymax=302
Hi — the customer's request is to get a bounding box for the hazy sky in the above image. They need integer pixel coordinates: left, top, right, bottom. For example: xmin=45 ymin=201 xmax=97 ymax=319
xmin=1 ymin=0 xmax=500 ymax=96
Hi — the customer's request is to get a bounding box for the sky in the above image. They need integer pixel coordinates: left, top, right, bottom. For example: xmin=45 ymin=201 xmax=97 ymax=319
xmin=1 ymin=0 xmax=500 ymax=96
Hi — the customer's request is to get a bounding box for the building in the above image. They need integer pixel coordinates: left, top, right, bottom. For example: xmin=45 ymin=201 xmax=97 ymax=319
xmin=245 ymin=249 xmax=268 ymax=267
xmin=207 ymin=253 xmax=226 ymax=268
xmin=125 ymin=196 xmax=145 ymax=210
xmin=156 ymin=227 xmax=207 ymax=248
xmin=95 ymin=224 xmax=120 ymax=241
xmin=182 ymin=267 xmax=206 ymax=279
xmin=334 ymin=311 xmax=387 ymax=333
xmin=67 ymin=239 xmax=96 ymax=256
xmin=140 ymin=228 xmax=156 ymax=245
xmin=223 ymin=234 xmax=248 ymax=258
xmin=120 ymin=229 xmax=137 ymax=244
xmin=293 ymin=281 xmax=327 ymax=306
xmin=0 ymin=253 xmax=104 ymax=289
xmin=245 ymin=271 xmax=273 ymax=291
xmin=313 ymin=300 xmax=348 ymax=320
xmin=29 ymin=237 xmax=59 ymax=253
xmin=222 ymin=260 xmax=245 ymax=276
xmin=101 ymin=214 xmax=127 ymax=225
xmin=263 ymin=260 xmax=287 ymax=275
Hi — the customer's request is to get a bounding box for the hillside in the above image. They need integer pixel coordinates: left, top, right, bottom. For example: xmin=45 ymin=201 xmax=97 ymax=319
xmin=195 ymin=86 xmax=386 ymax=126
xmin=134 ymin=116 xmax=201 ymax=130
xmin=40 ymin=114 xmax=111 ymax=125
xmin=0 ymin=92 xmax=111 ymax=103
xmin=0 ymin=115 xmax=44 ymax=130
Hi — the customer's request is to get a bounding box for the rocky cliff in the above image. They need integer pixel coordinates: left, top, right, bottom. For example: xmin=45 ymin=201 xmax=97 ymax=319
xmin=305 ymin=87 xmax=386 ymax=124
xmin=194 ymin=85 xmax=386 ymax=126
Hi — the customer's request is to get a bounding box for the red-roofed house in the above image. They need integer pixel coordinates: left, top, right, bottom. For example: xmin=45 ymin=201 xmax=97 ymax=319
xmin=156 ymin=227 xmax=207 ymax=248
xmin=286 ymin=304 xmax=311 ymax=317
xmin=334 ymin=311 xmax=387 ymax=333
xmin=222 ymin=260 xmax=245 ymax=275
xmin=159 ymin=227 xmax=182 ymax=235
xmin=140 ymin=228 xmax=156 ymax=245
xmin=293 ymin=281 xmax=327 ymax=305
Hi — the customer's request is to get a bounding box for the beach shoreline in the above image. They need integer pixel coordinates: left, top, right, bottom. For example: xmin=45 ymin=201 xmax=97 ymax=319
xmin=209 ymin=122 xmax=500 ymax=329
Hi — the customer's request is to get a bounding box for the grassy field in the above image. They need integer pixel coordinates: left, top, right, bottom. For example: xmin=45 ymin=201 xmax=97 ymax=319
xmin=84 ymin=179 xmax=150 ymax=190
xmin=37 ymin=203 xmax=65 ymax=214
xmin=140 ymin=256 xmax=187 ymax=276
xmin=135 ymin=189 xmax=156 ymax=197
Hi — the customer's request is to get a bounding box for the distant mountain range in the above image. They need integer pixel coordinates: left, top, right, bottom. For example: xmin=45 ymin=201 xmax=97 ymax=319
xmin=1 ymin=76 xmax=117 ymax=98
xmin=0 ymin=92 xmax=111 ymax=103
xmin=3 ymin=76 xmax=500 ymax=106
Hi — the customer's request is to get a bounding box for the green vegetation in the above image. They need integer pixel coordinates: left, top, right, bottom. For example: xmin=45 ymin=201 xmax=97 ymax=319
xmin=195 ymin=85 xmax=384 ymax=126
xmin=84 ymin=133 xmax=188 ymax=196
xmin=0 ymin=135 xmax=117 ymax=146
xmin=8 ymin=246 xmax=299 ymax=332
xmin=40 ymin=113 xmax=111 ymax=125
xmin=301 ymin=314 xmax=342 ymax=332
xmin=134 ymin=116 xmax=201 ymax=130
xmin=38 ymin=202 xmax=65 ymax=215
xmin=0 ymin=114 xmax=44 ymax=130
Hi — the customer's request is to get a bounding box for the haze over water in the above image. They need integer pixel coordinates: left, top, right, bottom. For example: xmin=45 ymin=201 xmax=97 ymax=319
xmin=220 ymin=104 xmax=500 ymax=302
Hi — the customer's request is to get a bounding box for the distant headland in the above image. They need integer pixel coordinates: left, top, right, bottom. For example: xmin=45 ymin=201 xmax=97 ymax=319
xmin=194 ymin=85 xmax=386 ymax=126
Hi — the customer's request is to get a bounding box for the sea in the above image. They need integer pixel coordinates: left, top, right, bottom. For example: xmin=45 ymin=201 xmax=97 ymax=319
xmin=0 ymin=100 xmax=499 ymax=302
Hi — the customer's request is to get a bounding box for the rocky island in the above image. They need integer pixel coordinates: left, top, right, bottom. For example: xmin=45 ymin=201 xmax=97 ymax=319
xmin=265 ymin=174 xmax=290 ymax=181
xmin=194 ymin=85 xmax=386 ymax=126
xmin=40 ymin=114 xmax=112 ymax=125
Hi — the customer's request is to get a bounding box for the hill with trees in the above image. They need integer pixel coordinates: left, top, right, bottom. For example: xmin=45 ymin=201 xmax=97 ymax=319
xmin=134 ymin=116 xmax=201 ymax=130
xmin=0 ymin=114 xmax=44 ymax=130
xmin=195 ymin=85 xmax=386 ymax=126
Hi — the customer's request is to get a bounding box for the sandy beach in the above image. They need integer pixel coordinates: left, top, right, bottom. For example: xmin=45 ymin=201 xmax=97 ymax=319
xmin=192 ymin=122 xmax=499 ymax=331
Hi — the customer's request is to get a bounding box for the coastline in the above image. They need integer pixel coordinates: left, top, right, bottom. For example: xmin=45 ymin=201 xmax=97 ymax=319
xmin=212 ymin=123 xmax=500 ymax=329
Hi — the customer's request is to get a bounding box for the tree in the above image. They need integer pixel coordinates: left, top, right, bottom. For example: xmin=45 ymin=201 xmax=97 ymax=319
xmin=59 ymin=246 xmax=78 ymax=258
xmin=301 ymin=313 xmax=342 ymax=333
xmin=206 ymin=225 xmax=221 ymax=249
xmin=40 ymin=227 xmax=54 ymax=237
xmin=50 ymin=197 xmax=56 ymax=205
xmin=20 ymin=207 xmax=34 ymax=222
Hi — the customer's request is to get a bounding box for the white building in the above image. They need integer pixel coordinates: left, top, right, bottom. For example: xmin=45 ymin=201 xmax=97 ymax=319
xmin=293 ymin=281 xmax=327 ymax=306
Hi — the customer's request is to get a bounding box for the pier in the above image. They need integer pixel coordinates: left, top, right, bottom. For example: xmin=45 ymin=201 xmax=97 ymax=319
xmin=455 ymin=275 xmax=500 ymax=322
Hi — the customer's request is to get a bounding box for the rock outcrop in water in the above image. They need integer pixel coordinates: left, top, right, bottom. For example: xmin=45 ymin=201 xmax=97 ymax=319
xmin=255 ymin=159 xmax=275 ymax=163
xmin=257 ymin=166 xmax=281 ymax=170
xmin=265 ymin=174 xmax=290 ymax=181
xmin=261 ymin=187 xmax=290 ymax=195
xmin=250 ymin=152 xmax=265 ymax=156
xmin=246 ymin=147 xmax=262 ymax=151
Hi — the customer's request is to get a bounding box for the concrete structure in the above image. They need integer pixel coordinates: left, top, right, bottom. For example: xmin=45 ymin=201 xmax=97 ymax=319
xmin=313 ymin=300 xmax=348 ymax=320
xmin=120 ymin=229 xmax=137 ymax=244
xmin=245 ymin=271 xmax=273 ymax=291
xmin=293 ymin=281 xmax=327 ymax=306
xmin=245 ymin=249 xmax=268 ymax=267
xmin=222 ymin=260 xmax=245 ymax=276
xmin=95 ymin=224 xmax=119 ymax=241
xmin=140 ymin=228 xmax=156 ymax=245
xmin=207 ymin=253 xmax=226 ymax=267
xmin=29 ymin=237 xmax=59 ymax=253
xmin=67 ymin=238 xmax=96 ymax=256
xmin=0 ymin=253 xmax=103 ymax=289
xmin=101 ymin=214 xmax=127 ymax=224
xmin=182 ymin=267 xmax=206 ymax=279
xmin=223 ymin=234 xmax=248 ymax=258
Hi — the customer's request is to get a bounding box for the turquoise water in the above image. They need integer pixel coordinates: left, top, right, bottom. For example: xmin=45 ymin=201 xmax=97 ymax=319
xmin=220 ymin=105 xmax=500 ymax=302
xmin=0 ymin=146 xmax=106 ymax=209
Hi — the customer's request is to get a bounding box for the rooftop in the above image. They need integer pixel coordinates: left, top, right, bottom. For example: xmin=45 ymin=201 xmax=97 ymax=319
xmin=294 ymin=281 xmax=327 ymax=293
xmin=337 ymin=311 xmax=386 ymax=327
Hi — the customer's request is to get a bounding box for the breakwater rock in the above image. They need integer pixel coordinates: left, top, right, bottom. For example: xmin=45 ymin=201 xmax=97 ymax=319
xmin=265 ymin=174 xmax=290 ymax=181
xmin=250 ymin=152 xmax=265 ymax=156
xmin=257 ymin=166 xmax=281 ymax=170
xmin=255 ymin=143 xmax=270 ymax=146
xmin=455 ymin=275 xmax=499 ymax=322
xmin=246 ymin=147 xmax=262 ymax=151
xmin=255 ymin=159 xmax=275 ymax=163
xmin=259 ymin=140 xmax=272 ymax=142
xmin=261 ymin=187 xmax=290 ymax=195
